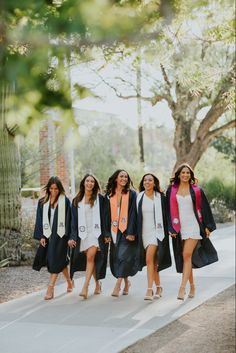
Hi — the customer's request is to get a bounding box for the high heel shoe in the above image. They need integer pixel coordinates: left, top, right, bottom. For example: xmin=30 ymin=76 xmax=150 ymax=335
xmin=44 ymin=283 xmax=54 ymax=300
xmin=177 ymin=286 xmax=186 ymax=301
xmin=154 ymin=285 xmax=163 ymax=299
xmin=188 ymin=284 xmax=195 ymax=298
xmin=111 ymin=284 xmax=121 ymax=297
xmin=67 ymin=279 xmax=75 ymax=293
xmin=144 ymin=288 xmax=154 ymax=301
xmin=122 ymin=281 xmax=131 ymax=295
xmin=79 ymin=285 xmax=89 ymax=299
xmin=94 ymin=281 xmax=102 ymax=295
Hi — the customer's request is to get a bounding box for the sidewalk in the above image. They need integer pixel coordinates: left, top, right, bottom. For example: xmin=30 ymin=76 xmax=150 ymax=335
xmin=0 ymin=225 xmax=235 ymax=353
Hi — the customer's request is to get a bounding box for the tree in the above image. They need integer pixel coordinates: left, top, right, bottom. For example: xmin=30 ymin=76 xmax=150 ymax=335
xmin=0 ymin=0 xmax=170 ymax=262
xmin=89 ymin=0 xmax=235 ymax=171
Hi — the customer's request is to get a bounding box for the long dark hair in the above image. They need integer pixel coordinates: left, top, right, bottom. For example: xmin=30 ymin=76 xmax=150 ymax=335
xmin=105 ymin=169 xmax=134 ymax=197
xmin=139 ymin=173 xmax=161 ymax=193
xmin=170 ymin=163 xmax=197 ymax=185
xmin=41 ymin=176 xmax=65 ymax=205
xmin=73 ymin=174 xmax=100 ymax=207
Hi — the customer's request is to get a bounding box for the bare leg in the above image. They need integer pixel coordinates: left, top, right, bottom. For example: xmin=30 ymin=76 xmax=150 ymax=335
xmin=188 ymin=268 xmax=195 ymax=298
xmin=154 ymin=255 xmax=162 ymax=297
xmin=177 ymin=239 xmax=198 ymax=300
xmin=145 ymin=245 xmax=158 ymax=298
xmin=62 ymin=266 xmax=74 ymax=292
xmin=80 ymin=246 xmax=97 ymax=299
xmin=45 ymin=273 xmax=58 ymax=300
xmin=93 ymin=268 xmax=102 ymax=294
xmin=111 ymin=277 xmax=123 ymax=297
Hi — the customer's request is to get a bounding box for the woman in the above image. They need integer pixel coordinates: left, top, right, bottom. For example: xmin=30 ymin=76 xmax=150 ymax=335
xmin=32 ymin=176 xmax=73 ymax=300
xmin=104 ymin=169 xmax=138 ymax=297
xmin=68 ymin=174 xmax=108 ymax=299
xmin=166 ymin=163 xmax=218 ymax=300
xmin=137 ymin=173 xmax=172 ymax=301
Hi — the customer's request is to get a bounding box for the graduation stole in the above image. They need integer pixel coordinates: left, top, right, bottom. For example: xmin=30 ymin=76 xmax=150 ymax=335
xmin=170 ymin=183 xmax=202 ymax=233
xmin=110 ymin=191 xmax=129 ymax=234
xmin=78 ymin=196 xmax=101 ymax=240
xmin=137 ymin=191 xmax=165 ymax=241
xmin=42 ymin=194 xmax=66 ymax=238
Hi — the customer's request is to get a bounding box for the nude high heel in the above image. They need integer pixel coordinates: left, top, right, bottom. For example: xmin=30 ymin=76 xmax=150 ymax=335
xmin=188 ymin=284 xmax=195 ymax=298
xmin=44 ymin=283 xmax=54 ymax=300
xmin=111 ymin=284 xmax=121 ymax=297
xmin=144 ymin=288 xmax=154 ymax=301
xmin=154 ymin=285 xmax=163 ymax=299
xmin=67 ymin=279 xmax=75 ymax=293
xmin=177 ymin=286 xmax=186 ymax=301
xmin=79 ymin=285 xmax=89 ymax=299
xmin=94 ymin=281 xmax=102 ymax=295
xmin=123 ymin=281 xmax=131 ymax=295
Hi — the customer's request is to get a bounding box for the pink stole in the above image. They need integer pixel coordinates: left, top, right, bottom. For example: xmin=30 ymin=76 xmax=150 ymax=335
xmin=170 ymin=183 xmax=202 ymax=233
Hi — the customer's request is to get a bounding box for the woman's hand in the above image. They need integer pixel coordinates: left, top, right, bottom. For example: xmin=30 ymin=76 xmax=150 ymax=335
xmin=68 ymin=239 xmax=77 ymax=248
xmin=169 ymin=232 xmax=177 ymax=238
xmin=104 ymin=237 xmax=111 ymax=244
xmin=205 ymin=228 xmax=211 ymax=238
xmin=40 ymin=238 xmax=47 ymax=247
xmin=126 ymin=235 xmax=135 ymax=241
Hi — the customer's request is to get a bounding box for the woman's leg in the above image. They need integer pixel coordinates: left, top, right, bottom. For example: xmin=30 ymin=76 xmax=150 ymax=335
xmin=45 ymin=273 xmax=58 ymax=300
xmin=111 ymin=277 xmax=123 ymax=297
xmin=154 ymin=254 xmax=162 ymax=297
xmin=178 ymin=239 xmax=198 ymax=299
xmin=80 ymin=246 xmax=97 ymax=298
xmin=93 ymin=268 xmax=102 ymax=294
xmin=62 ymin=266 xmax=74 ymax=292
xmin=145 ymin=245 xmax=158 ymax=298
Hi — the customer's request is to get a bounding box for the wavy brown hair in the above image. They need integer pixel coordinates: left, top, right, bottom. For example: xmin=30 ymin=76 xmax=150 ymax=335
xmin=105 ymin=169 xmax=134 ymax=197
xmin=40 ymin=176 xmax=65 ymax=205
xmin=170 ymin=163 xmax=197 ymax=185
xmin=139 ymin=173 xmax=162 ymax=193
xmin=73 ymin=174 xmax=100 ymax=207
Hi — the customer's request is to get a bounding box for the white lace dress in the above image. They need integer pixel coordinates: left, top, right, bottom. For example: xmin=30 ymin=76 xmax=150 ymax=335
xmin=142 ymin=194 xmax=158 ymax=248
xmin=80 ymin=204 xmax=99 ymax=252
xmin=176 ymin=194 xmax=202 ymax=240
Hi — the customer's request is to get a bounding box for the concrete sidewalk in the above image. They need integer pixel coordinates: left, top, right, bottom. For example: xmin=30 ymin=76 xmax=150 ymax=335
xmin=0 ymin=225 xmax=235 ymax=353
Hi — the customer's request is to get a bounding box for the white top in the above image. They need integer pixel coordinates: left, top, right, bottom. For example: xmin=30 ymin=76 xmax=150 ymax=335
xmin=142 ymin=194 xmax=158 ymax=248
xmin=176 ymin=194 xmax=201 ymax=240
xmin=80 ymin=204 xmax=99 ymax=251
xmin=111 ymin=207 xmax=120 ymax=244
xmin=50 ymin=208 xmax=55 ymax=229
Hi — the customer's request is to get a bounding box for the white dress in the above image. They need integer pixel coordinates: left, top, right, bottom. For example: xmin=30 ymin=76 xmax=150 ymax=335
xmin=50 ymin=207 xmax=55 ymax=229
xmin=142 ymin=194 xmax=158 ymax=249
xmin=176 ymin=194 xmax=201 ymax=240
xmin=80 ymin=204 xmax=99 ymax=252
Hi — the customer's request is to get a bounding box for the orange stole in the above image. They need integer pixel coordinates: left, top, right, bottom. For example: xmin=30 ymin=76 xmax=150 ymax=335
xmin=110 ymin=191 xmax=129 ymax=234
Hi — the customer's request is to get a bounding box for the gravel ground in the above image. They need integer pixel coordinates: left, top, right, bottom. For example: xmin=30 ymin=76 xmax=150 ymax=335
xmin=0 ymin=266 xmax=235 ymax=353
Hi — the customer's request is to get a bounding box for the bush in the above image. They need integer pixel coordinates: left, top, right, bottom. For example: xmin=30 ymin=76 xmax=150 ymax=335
xmin=201 ymin=177 xmax=235 ymax=223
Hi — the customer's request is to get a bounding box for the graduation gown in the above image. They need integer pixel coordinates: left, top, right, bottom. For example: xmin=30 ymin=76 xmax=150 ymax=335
xmin=166 ymin=185 xmax=218 ymax=273
xmin=104 ymin=190 xmax=138 ymax=278
xmin=136 ymin=192 xmax=172 ymax=272
xmin=69 ymin=194 xmax=109 ymax=280
xmin=32 ymin=196 xmax=71 ymax=274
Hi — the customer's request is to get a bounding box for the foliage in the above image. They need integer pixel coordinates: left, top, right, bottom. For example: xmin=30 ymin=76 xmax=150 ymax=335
xmin=211 ymin=135 xmax=235 ymax=163
xmin=202 ymin=177 xmax=235 ymax=211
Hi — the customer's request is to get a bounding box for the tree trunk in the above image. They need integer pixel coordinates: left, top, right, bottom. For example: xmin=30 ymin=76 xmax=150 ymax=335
xmin=0 ymin=83 xmax=22 ymax=265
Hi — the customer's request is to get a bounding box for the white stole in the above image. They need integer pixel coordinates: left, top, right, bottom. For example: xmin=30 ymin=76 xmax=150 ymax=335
xmin=78 ymin=196 xmax=101 ymax=240
xmin=42 ymin=195 xmax=66 ymax=238
xmin=137 ymin=191 xmax=165 ymax=241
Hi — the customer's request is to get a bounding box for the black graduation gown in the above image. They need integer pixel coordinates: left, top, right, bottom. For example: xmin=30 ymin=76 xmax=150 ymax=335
xmin=32 ymin=196 xmax=71 ymax=274
xmin=136 ymin=192 xmax=172 ymax=272
xmin=69 ymin=194 xmax=109 ymax=280
xmin=166 ymin=185 xmax=218 ymax=273
xmin=104 ymin=190 xmax=138 ymax=278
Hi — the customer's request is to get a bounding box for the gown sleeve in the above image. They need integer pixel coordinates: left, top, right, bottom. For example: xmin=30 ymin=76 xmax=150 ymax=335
xmin=165 ymin=186 xmax=177 ymax=234
xmin=125 ymin=190 xmax=137 ymax=237
xmin=70 ymin=203 xmax=79 ymax=241
xmin=33 ymin=200 xmax=43 ymax=240
xmin=200 ymin=188 xmax=216 ymax=233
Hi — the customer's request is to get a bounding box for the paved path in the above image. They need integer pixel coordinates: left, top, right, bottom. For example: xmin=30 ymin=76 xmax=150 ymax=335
xmin=0 ymin=225 xmax=235 ymax=353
